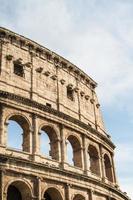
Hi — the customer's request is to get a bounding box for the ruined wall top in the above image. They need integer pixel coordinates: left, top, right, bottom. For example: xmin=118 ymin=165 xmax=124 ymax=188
xmin=0 ymin=27 xmax=97 ymax=88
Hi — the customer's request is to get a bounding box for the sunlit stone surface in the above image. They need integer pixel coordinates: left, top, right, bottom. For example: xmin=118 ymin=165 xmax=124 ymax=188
xmin=0 ymin=27 xmax=130 ymax=200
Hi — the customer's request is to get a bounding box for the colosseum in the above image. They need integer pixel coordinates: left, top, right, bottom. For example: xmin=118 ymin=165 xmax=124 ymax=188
xmin=0 ymin=27 xmax=130 ymax=200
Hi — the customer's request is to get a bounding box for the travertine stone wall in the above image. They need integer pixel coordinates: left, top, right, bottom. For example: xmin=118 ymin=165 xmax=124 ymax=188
xmin=0 ymin=27 xmax=105 ymax=134
xmin=0 ymin=27 xmax=130 ymax=200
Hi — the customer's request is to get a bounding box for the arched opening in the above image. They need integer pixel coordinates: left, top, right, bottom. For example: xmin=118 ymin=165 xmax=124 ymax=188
xmin=7 ymin=120 xmax=23 ymax=150
xmin=7 ymin=185 xmax=22 ymax=200
xmin=13 ymin=60 xmax=24 ymax=77
xmin=43 ymin=187 xmax=63 ymax=200
xmin=88 ymin=145 xmax=100 ymax=175
xmin=66 ymin=140 xmax=73 ymax=165
xmin=66 ymin=135 xmax=82 ymax=168
xmin=73 ymin=194 xmax=85 ymax=200
xmin=104 ymin=154 xmax=113 ymax=182
xmin=7 ymin=180 xmax=32 ymax=200
xmin=39 ymin=126 xmax=59 ymax=160
xmin=7 ymin=115 xmax=30 ymax=152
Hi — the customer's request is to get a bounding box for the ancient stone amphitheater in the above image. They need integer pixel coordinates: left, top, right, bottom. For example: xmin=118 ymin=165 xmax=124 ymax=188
xmin=0 ymin=27 xmax=130 ymax=200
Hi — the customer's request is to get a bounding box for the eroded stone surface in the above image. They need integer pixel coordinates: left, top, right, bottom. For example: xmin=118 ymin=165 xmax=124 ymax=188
xmin=0 ymin=27 xmax=130 ymax=200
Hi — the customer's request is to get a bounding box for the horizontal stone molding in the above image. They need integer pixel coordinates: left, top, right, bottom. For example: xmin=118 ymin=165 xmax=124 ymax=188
xmin=0 ymin=90 xmax=115 ymax=149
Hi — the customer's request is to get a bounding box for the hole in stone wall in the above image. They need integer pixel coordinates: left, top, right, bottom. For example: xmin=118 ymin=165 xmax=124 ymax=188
xmin=39 ymin=126 xmax=59 ymax=160
xmin=67 ymin=87 xmax=74 ymax=101
xmin=66 ymin=139 xmax=74 ymax=166
xmin=40 ymin=130 xmax=51 ymax=158
xmin=88 ymin=145 xmax=100 ymax=176
xmin=7 ymin=120 xmax=23 ymax=151
xmin=66 ymin=135 xmax=82 ymax=168
xmin=46 ymin=103 xmax=52 ymax=108
xmin=7 ymin=185 xmax=22 ymax=200
xmin=104 ymin=154 xmax=113 ymax=182
xmin=43 ymin=187 xmax=63 ymax=200
xmin=14 ymin=63 xmax=24 ymax=77
xmin=7 ymin=115 xmax=30 ymax=152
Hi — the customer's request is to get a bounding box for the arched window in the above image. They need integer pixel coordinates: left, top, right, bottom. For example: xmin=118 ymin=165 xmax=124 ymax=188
xmin=7 ymin=115 xmax=30 ymax=152
xmin=66 ymin=135 xmax=82 ymax=168
xmin=7 ymin=185 xmax=22 ymax=200
xmin=88 ymin=145 xmax=100 ymax=175
xmin=73 ymin=194 xmax=85 ymax=200
xmin=67 ymin=87 xmax=74 ymax=101
xmin=40 ymin=130 xmax=50 ymax=157
xmin=44 ymin=187 xmax=63 ymax=200
xmin=7 ymin=120 xmax=23 ymax=150
xmin=7 ymin=180 xmax=32 ymax=200
xmin=13 ymin=61 xmax=24 ymax=77
xmin=66 ymin=140 xmax=74 ymax=165
xmin=104 ymin=154 xmax=113 ymax=182
xmin=39 ymin=126 xmax=59 ymax=160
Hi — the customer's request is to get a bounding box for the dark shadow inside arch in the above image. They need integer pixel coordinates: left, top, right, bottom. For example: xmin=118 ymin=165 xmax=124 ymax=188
xmin=43 ymin=187 xmax=63 ymax=200
xmin=88 ymin=145 xmax=100 ymax=176
xmin=7 ymin=185 xmax=22 ymax=200
xmin=44 ymin=191 xmax=52 ymax=200
xmin=73 ymin=194 xmax=85 ymax=200
xmin=104 ymin=154 xmax=113 ymax=182
xmin=6 ymin=180 xmax=32 ymax=200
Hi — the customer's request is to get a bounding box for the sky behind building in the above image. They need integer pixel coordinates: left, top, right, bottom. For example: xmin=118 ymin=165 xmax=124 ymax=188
xmin=0 ymin=0 xmax=133 ymax=198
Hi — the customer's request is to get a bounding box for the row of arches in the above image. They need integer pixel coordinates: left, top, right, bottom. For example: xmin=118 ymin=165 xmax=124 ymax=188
xmin=5 ymin=114 xmax=113 ymax=182
xmin=6 ymin=180 xmax=85 ymax=200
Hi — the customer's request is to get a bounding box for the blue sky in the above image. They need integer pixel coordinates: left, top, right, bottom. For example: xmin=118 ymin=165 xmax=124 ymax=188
xmin=0 ymin=0 xmax=133 ymax=198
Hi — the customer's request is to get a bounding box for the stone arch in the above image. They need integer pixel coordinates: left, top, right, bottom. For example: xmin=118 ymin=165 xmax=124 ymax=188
xmin=43 ymin=187 xmax=63 ymax=200
xmin=66 ymin=134 xmax=82 ymax=168
xmin=88 ymin=144 xmax=100 ymax=175
xmin=6 ymin=113 xmax=31 ymax=152
xmin=39 ymin=124 xmax=59 ymax=160
xmin=5 ymin=179 xmax=33 ymax=200
xmin=104 ymin=153 xmax=113 ymax=182
xmin=73 ymin=194 xmax=86 ymax=200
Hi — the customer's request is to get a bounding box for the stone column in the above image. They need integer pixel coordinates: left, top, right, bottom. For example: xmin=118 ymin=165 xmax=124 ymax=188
xmin=36 ymin=177 xmax=41 ymax=200
xmin=99 ymin=144 xmax=105 ymax=181
xmin=0 ymin=170 xmax=6 ymax=200
xmin=0 ymin=170 xmax=3 ymax=200
xmin=32 ymin=114 xmax=39 ymax=155
xmin=60 ymin=124 xmax=66 ymax=168
xmin=91 ymin=90 xmax=97 ymax=130
xmin=65 ymin=184 xmax=71 ymax=200
xmin=50 ymin=138 xmax=61 ymax=161
xmin=55 ymin=65 xmax=60 ymax=111
xmin=76 ymin=80 xmax=81 ymax=120
xmin=30 ymin=52 xmax=38 ymax=101
xmin=23 ymin=127 xmax=33 ymax=153
xmin=88 ymin=189 xmax=94 ymax=200
xmin=0 ymin=105 xmax=6 ymax=147
xmin=82 ymin=135 xmax=88 ymax=174
xmin=111 ymin=154 xmax=116 ymax=183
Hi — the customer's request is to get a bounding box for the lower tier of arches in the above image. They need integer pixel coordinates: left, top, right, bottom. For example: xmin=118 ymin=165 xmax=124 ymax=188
xmin=0 ymin=169 xmax=129 ymax=200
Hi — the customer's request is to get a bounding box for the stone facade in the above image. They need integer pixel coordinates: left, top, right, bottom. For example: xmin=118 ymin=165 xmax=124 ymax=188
xmin=0 ymin=27 xmax=130 ymax=200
